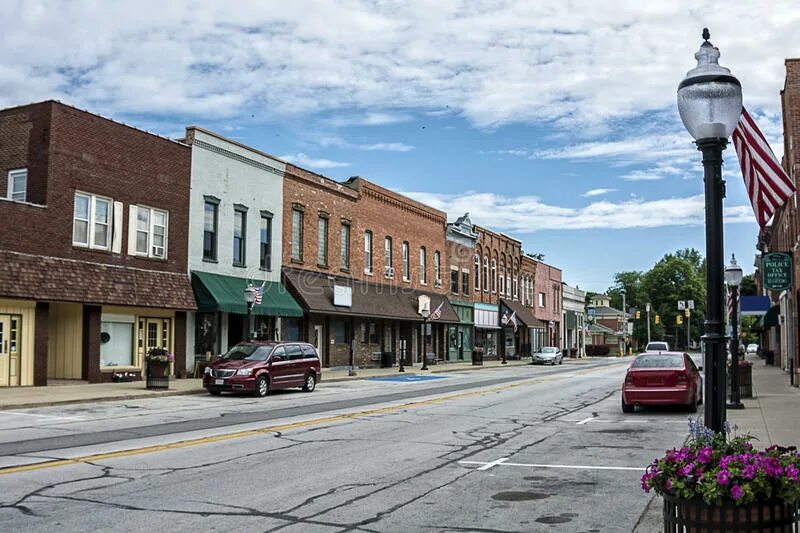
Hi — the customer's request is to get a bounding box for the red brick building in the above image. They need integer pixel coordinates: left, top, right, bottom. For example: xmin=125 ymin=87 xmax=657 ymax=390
xmin=0 ymin=101 xmax=195 ymax=386
xmin=532 ymin=259 xmax=563 ymax=348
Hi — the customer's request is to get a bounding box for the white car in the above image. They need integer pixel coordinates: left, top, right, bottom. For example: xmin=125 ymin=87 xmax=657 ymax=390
xmin=746 ymin=344 xmax=758 ymax=355
xmin=645 ymin=341 xmax=669 ymax=352
xmin=532 ymin=346 xmax=563 ymax=365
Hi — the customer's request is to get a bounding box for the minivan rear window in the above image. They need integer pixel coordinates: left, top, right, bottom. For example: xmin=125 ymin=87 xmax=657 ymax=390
xmin=286 ymin=344 xmax=303 ymax=360
xmin=301 ymin=345 xmax=317 ymax=358
xmin=632 ymin=354 xmax=684 ymax=369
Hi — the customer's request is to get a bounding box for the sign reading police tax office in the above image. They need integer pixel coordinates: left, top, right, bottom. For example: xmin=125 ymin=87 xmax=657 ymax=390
xmin=762 ymin=252 xmax=793 ymax=292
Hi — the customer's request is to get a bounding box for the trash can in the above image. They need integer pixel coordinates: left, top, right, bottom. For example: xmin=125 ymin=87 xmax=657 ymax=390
xmin=472 ymin=349 xmax=484 ymax=366
xmin=381 ymin=351 xmax=394 ymax=368
xmin=766 ymin=350 xmax=775 ymax=366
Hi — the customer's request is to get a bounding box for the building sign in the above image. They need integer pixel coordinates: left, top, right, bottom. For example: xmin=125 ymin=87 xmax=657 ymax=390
xmin=762 ymin=252 xmax=793 ymax=291
xmin=333 ymin=285 xmax=352 ymax=307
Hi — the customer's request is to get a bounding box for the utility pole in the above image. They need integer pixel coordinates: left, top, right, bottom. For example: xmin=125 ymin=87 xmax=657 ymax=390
xmin=646 ymin=302 xmax=651 ymax=344
xmin=621 ymin=288 xmax=627 ymax=355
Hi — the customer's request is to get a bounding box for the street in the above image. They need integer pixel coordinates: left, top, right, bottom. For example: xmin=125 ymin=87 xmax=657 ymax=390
xmin=0 ymin=359 xmax=693 ymax=532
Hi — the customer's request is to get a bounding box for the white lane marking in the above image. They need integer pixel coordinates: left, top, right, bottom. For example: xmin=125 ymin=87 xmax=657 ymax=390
xmin=461 ymin=460 xmax=643 ymax=472
xmin=476 ymin=457 xmax=509 ymax=471
xmin=3 ymin=411 xmax=85 ymax=421
xmin=576 ymin=416 xmax=594 ymax=425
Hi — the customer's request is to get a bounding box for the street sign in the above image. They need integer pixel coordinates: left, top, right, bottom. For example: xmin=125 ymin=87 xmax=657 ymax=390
xmin=677 ymin=301 xmax=685 ymax=310
xmin=687 ymin=300 xmax=695 ymax=310
xmin=762 ymin=252 xmax=793 ymax=291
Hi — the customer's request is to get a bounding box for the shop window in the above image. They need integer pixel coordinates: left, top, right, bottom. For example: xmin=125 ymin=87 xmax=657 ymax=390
xmin=333 ymin=321 xmax=348 ymax=344
xmin=360 ymin=322 xmax=378 ymax=344
xmin=100 ymin=316 xmax=135 ymax=367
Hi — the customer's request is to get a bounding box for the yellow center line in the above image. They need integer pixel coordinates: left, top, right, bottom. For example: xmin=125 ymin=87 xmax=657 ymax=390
xmin=0 ymin=364 xmax=618 ymax=476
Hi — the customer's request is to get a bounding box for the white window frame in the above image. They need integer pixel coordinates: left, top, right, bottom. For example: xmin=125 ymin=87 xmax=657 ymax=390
xmin=73 ymin=191 xmax=113 ymax=250
xmin=130 ymin=204 xmax=169 ymax=259
xmin=419 ymin=247 xmax=427 ymax=284
xmin=434 ymin=251 xmax=441 ymax=284
xmin=7 ymin=169 xmax=27 ymax=202
xmin=364 ymin=231 xmax=373 ymax=274
xmin=539 ymin=292 xmax=546 ymax=308
xmin=402 ymin=242 xmax=410 ymax=281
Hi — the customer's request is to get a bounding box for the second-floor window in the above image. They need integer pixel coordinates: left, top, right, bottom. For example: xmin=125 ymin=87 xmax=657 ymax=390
xmin=420 ymin=247 xmax=427 ymax=284
xmin=260 ymin=213 xmax=272 ymax=270
xmin=317 ymin=214 xmax=328 ymax=266
xmin=131 ymin=205 xmax=168 ymax=259
xmin=483 ymin=256 xmax=489 ymax=292
xmin=364 ymin=230 xmax=373 ymax=273
xmin=7 ymin=169 xmax=27 ymax=202
xmin=475 ymin=254 xmax=481 ymax=291
xmin=73 ymin=192 xmax=112 ymax=250
xmin=291 ymin=208 xmax=303 ymax=261
xmin=203 ymin=200 xmax=218 ymax=261
xmin=384 ymin=236 xmax=393 ymax=276
xmin=539 ymin=292 xmax=546 ymax=308
xmin=462 ymin=270 xmax=470 ymax=295
xmin=434 ymin=251 xmax=441 ymax=285
xmin=402 ymin=242 xmax=410 ymax=281
xmin=450 ymin=268 xmax=459 ymax=294
xmin=233 ymin=207 xmax=246 ymax=266
xmin=340 ymin=222 xmax=350 ymax=270
xmin=491 ymin=259 xmax=497 ymax=293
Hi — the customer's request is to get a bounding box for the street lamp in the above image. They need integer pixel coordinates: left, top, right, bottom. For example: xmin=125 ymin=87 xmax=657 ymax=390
xmin=725 ymin=254 xmax=744 ymax=409
xmin=678 ymin=28 xmax=742 ymax=432
xmin=419 ymin=297 xmax=431 ymax=371
xmin=620 ymin=288 xmax=627 ymax=356
xmin=243 ymin=284 xmax=256 ymax=341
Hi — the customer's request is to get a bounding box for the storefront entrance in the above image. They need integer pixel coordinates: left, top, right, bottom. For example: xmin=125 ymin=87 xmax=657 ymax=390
xmin=0 ymin=314 xmax=22 ymax=387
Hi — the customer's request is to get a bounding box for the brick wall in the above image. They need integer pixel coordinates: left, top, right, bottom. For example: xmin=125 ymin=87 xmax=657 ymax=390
xmin=473 ymin=225 xmax=522 ymax=305
xmin=445 ymin=240 xmax=474 ymax=299
xmin=0 ymin=101 xmax=191 ymax=277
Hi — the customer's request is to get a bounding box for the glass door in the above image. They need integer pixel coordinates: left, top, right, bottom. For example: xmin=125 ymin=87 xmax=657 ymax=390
xmin=141 ymin=318 xmax=172 ymax=372
xmin=0 ymin=315 xmax=8 ymax=386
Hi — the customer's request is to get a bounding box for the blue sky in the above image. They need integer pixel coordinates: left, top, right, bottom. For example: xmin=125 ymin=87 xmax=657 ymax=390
xmin=3 ymin=1 xmax=799 ymax=291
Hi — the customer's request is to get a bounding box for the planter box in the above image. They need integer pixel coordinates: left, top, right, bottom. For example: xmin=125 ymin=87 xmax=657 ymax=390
xmin=146 ymin=361 xmax=170 ymax=390
xmin=727 ymin=365 xmax=753 ymax=398
xmin=663 ymin=494 xmax=799 ymax=532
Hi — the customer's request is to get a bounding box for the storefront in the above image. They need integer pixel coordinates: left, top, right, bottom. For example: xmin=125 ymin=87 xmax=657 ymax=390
xmin=500 ymin=299 xmax=545 ymax=358
xmin=474 ymin=303 xmax=500 ymax=360
xmin=0 ymin=299 xmax=35 ymax=387
xmin=447 ymin=301 xmax=473 ymax=362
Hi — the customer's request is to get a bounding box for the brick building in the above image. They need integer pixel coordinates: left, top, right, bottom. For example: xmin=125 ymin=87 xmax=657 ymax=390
xmin=0 ymin=101 xmax=195 ymax=386
xmin=532 ymin=259 xmax=563 ymax=348
xmin=445 ymin=213 xmax=478 ymax=362
xmin=281 ymin=168 xmax=458 ymax=369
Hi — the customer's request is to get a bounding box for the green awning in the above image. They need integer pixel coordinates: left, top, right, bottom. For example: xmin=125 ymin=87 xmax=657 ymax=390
xmin=762 ymin=304 xmax=780 ymax=328
xmin=191 ymin=271 xmax=303 ymax=317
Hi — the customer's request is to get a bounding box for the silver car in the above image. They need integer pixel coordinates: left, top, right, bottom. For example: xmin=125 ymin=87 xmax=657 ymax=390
xmin=532 ymin=346 xmax=563 ymax=365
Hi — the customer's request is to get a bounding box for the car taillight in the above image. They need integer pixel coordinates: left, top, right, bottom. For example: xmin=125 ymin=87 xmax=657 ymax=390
xmin=625 ymin=373 xmax=634 ymax=386
xmin=676 ymin=373 xmax=688 ymax=385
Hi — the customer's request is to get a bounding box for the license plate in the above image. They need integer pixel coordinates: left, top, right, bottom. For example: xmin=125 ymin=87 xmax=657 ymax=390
xmin=215 ymin=379 xmax=224 ymax=385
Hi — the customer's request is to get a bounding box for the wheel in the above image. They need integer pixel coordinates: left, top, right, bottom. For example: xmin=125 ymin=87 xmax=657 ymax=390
xmin=688 ymin=392 xmax=698 ymax=413
xmin=697 ymin=388 xmax=703 ymax=405
xmin=254 ymin=375 xmax=269 ymax=398
xmin=621 ymin=395 xmax=634 ymax=413
xmin=302 ymin=373 xmax=316 ymax=392
xmin=558 ymin=357 xmax=563 ymax=365
xmin=208 ymin=389 xmax=221 ymax=396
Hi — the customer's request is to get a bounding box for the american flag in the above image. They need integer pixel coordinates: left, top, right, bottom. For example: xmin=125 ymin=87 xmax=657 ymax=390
xmin=732 ymin=108 xmax=796 ymax=228
xmin=508 ymin=311 xmax=519 ymax=333
xmin=430 ymin=301 xmax=444 ymax=320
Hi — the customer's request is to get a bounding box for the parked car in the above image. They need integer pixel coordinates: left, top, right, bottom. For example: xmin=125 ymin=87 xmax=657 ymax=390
xmin=644 ymin=341 xmax=669 ymax=352
xmin=746 ymin=343 xmax=759 ymax=355
xmin=203 ymin=341 xmax=321 ymax=397
xmin=621 ymin=351 xmax=702 ymax=413
xmin=532 ymin=346 xmax=563 ymax=365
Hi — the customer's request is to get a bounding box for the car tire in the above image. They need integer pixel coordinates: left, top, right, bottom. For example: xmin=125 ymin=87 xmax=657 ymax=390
xmin=698 ymin=388 xmax=703 ymax=405
xmin=208 ymin=389 xmax=221 ymax=396
xmin=621 ymin=396 xmax=634 ymax=413
xmin=558 ymin=357 xmax=563 ymax=365
xmin=302 ymin=373 xmax=316 ymax=393
xmin=254 ymin=375 xmax=269 ymax=398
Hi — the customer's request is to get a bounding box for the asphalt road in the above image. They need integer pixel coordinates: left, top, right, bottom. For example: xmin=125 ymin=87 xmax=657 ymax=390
xmin=0 ymin=358 xmax=694 ymax=532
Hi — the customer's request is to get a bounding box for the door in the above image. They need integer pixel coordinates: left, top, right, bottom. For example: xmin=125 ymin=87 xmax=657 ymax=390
xmin=313 ymin=325 xmax=325 ymax=364
xmin=458 ymin=330 xmax=464 ymax=360
xmin=268 ymin=345 xmax=292 ymax=388
xmin=0 ymin=315 xmax=21 ymax=387
xmin=142 ymin=318 xmax=172 ymax=372
xmin=0 ymin=315 xmax=8 ymax=386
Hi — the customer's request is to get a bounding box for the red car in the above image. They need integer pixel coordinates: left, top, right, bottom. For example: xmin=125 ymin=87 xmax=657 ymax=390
xmin=621 ymin=351 xmax=702 ymax=413
xmin=203 ymin=341 xmax=321 ymax=397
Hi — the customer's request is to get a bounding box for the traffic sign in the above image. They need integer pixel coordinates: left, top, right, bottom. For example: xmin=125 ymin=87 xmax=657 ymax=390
xmin=687 ymin=300 xmax=695 ymax=310
xmin=677 ymin=301 xmax=685 ymax=310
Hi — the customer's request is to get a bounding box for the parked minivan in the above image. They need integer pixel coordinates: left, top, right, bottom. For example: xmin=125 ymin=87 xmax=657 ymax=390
xmin=203 ymin=341 xmax=321 ymax=397
xmin=644 ymin=341 xmax=669 ymax=352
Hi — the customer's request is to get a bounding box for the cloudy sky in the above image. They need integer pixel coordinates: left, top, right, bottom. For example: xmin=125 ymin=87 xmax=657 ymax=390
xmin=4 ymin=1 xmax=799 ymax=291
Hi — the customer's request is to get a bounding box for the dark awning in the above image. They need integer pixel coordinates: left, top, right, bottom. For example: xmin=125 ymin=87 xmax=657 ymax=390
xmin=283 ymin=268 xmax=460 ymax=323
xmin=500 ymin=299 xmax=545 ymax=328
xmin=762 ymin=304 xmax=781 ymax=328
xmin=192 ymin=271 xmax=303 ymax=317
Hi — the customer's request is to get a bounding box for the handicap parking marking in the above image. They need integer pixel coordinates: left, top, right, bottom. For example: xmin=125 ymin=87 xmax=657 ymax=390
xmin=368 ymin=374 xmax=451 ymax=383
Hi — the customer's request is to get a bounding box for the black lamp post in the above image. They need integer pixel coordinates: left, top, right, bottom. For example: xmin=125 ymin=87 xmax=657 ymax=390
xmin=243 ymin=284 xmax=256 ymax=342
xmin=677 ymin=28 xmax=742 ymax=432
xmin=420 ymin=311 xmax=430 ymax=371
xmin=726 ymin=254 xmax=745 ymax=409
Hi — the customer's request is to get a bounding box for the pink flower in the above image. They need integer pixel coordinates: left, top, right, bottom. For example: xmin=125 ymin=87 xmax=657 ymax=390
xmin=742 ymin=464 xmax=757 ymax=480
xmin=666 ymin=479 xmax=672 ymax=493
xmin=786 ymin=465 xmax=799 ymax=482
xmin=731 ymin=485 xmax=744 ymax=500
xmin=697 ymin=447 xmax=713 ymax=464
xmin=717 ymin=470 xmax=731 ymax=485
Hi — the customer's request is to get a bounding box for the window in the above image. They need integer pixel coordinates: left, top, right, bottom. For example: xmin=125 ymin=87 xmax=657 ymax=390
xmin=450 ymin=268 xmax=459 ymax=294
xmin=402 ymin=241 xmax=409 ymax=280
xmin=291 ymin=208 xmax=304 ymax=261
xmin=507 ymin=274 xmax=512 ymax=298
xmin=203 ymin=200 xmax=218 ymax=261
xmin=7 ymin=169 xmax=26 ymax=202
xmin=340 ymin=222 xmax=350 ymax=270
xmin=233 ymin=207 xmax=246 ymax=266
xmin=434 ymin=251 xmax=441 ymax=285
xmin=317 ymin=214 xmax=328 ymax=266
xmin=483 ymin=256 xmax=489 ymax=292
xmin=333 ymin=321 xmax=348 ymax=344
xmin=539 ymin=292 xmax=546 ymax=307
xmin=513 ymin=274 xmax=518 ymax=300
xmin=499 ymin=267 xmax=505 ymax=296
xmin=462 ymin=270 xmax=470 ymax=295
xmin=73 ymin=192 xmax=112 ymax=250
xmin=420 ymin=247 xmax=427 ymax=284
xmin=491 ymin=258 xmax=497 ymax=293
xmin=260 ymin=213 xmax=272 ymax=270
xmin=361 ymin=322 xmax=379 ymax=344
xmin=385 ymin=237 xmax=393 ymax=275
xmin=100 ymin=316 xmax=135 ymax=367
xmin=364 ymin=231 xmax=373 ymax=273
xmin=474 ymin=254 xmax=481 ymax=291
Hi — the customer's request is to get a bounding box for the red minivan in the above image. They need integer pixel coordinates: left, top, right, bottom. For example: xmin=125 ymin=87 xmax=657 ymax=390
xmin=203 ymin=341 xmax=322 ymax=397
xmin=621 ymin=351 xmax=702 ymax=413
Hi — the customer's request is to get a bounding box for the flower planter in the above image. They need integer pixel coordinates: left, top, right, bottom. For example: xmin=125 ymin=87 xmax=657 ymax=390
xmin=727 ymin=365 xmax=753 ymax=398
xmin=146 ymin=361 xmax=170 ymax=390
xmin=663 ymin=494 xmax=799 ymax=532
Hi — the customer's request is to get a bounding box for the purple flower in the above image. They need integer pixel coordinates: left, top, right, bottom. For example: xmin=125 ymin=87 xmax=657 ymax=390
xmin=679 ymin=463 xmax=695 ymax=477
xmin=786 ymin=465 xmax=799 ymax=481
xmin=666 ymin=479 xmax=672 ymax=493
xmin=717 ymin=470 xmax=731 ymax=485
xmin=641 ymin=473 xmax=651 ymax=492
xmin=697 ymin=447 xmax=713 ymax=464
xmin=731 ymin=485 xmax=744 ymax=500
xmin=761 ymin=457 xmax=784 ymax=478
xmin=742 ymin=464 xmax=758 ymax=480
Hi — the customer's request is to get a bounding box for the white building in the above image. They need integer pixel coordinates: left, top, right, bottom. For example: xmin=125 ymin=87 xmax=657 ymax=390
xmin=183 ymin=127 xmax=302 ymax=373
xmin=562 ymin=283 xmax=587 ymax=357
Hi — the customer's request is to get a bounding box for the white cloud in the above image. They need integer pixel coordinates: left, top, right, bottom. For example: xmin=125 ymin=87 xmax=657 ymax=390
xmin=582 ymin=188 xmax=616 ymax=197
xmin=404 ymin=190 xmax=754 ymax=232
xmin=327 ymin=112 xmax=414 ymax=127
xmin=280 ymin=152 xmax=350 ymax=169
xmin=318 ymin=136 xmax=414 ymax=152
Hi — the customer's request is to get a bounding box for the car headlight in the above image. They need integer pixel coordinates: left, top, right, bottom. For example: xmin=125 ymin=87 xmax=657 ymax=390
xmin=204 ymin=367 xmax=212 ymax=375
xmin=236 ymin=369 xmax=252 ymax=376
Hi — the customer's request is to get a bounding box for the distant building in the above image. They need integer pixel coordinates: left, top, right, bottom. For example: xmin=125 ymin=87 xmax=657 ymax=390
xmin=587 ymin=294 xmax=626 ymax=355
xmin=562 ymin=284 xmax=587 ymax=357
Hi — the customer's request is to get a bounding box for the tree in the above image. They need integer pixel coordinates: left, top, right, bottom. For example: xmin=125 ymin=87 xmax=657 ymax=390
xmin=526 ymin=252 xmax=545 ymax=261
xmin=740 ymin=273 xmax=756 ymax=296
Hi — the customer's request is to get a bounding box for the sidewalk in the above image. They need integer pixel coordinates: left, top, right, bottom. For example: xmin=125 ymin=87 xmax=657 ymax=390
xmin=634 ymin=352 xmax=800 ymax=531
xmin=0 ymin=356 xmax=599 ymax=410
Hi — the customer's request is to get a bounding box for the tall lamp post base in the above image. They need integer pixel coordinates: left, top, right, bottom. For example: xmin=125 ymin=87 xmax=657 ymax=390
xmin=726 ymin=401 xmax=745 ymax=409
